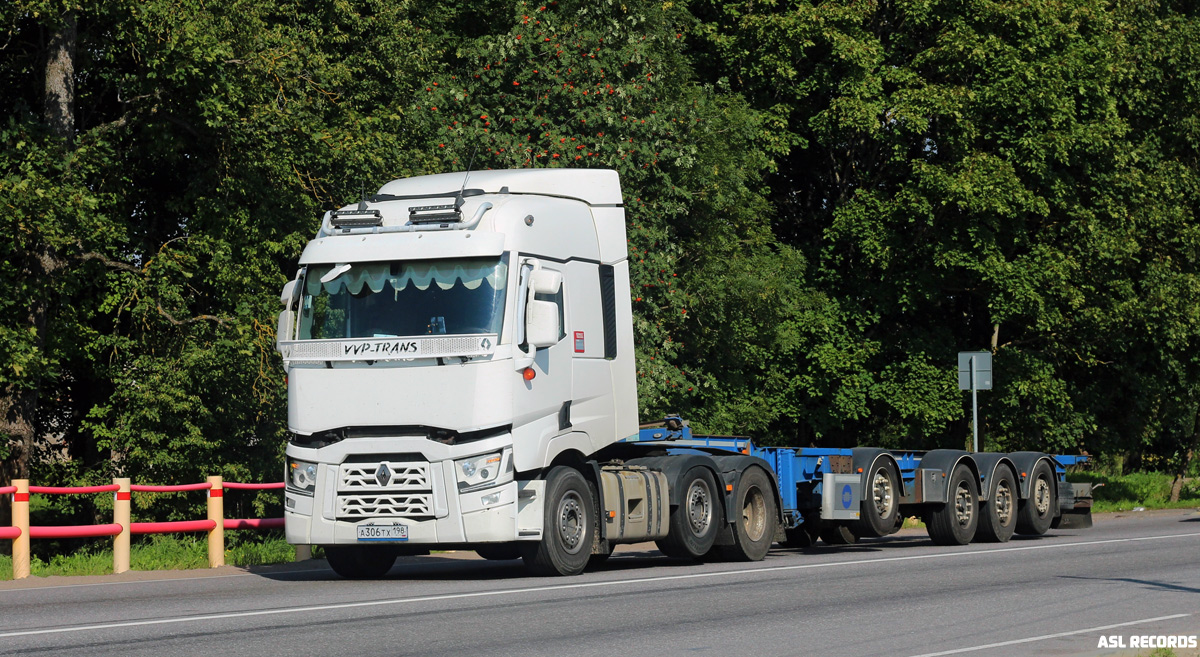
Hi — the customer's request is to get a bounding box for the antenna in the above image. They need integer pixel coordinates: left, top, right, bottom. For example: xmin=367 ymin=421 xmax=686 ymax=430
xmin=456 ymin=146 xmax=479 ymax=209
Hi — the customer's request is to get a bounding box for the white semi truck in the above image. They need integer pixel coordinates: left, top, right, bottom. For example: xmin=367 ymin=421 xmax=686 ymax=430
xmin=276 ymin=169 xmax=1092 ymax=578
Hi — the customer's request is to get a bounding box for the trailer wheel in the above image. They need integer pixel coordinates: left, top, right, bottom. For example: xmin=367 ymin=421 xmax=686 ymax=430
xmin=475 ymin=544 xmax=522 ymax=561
xmin=325 ymin=546 xmax=397 ymax=579
xmin=1016 ymin=460 xmax=1055 ymax=536
xmin=852 ymin=460 xmax=900 ymax=537
xmin=926 ymin=463 xmax=978 ymax=545
xmin=713 ymin=467 xmax=777 ymax=561
xmin=521 ymin=466 xmax=594 ymax=576
xmin=977 ymin=465 xmax=1017 ymax=543
xmin=819 ymin=525 xmax=859 ymax=546
xmin=656 ymin=467 xmax=722 ymax=559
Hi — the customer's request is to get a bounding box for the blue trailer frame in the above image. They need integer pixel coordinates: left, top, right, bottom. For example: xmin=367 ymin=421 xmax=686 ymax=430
xmin=626 ymin=418 xmax=1090 ymax=534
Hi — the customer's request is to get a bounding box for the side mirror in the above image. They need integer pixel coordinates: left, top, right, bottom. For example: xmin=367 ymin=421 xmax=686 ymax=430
xmin=528 ymin=269 xmax=562 ymax=295
xmin=277 ymin=279 xmax=299 ymax=355
xmin=276 ymin=310 xmax=295 ymax=350
xmin=280 ymin=280 xmax=298 ymax=308
xmin=525 ymin=299 xmax=560 ymax=348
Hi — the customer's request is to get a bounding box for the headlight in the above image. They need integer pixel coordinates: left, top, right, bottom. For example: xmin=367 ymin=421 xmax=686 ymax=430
xmin=455 ymin=450 xmax=511 ymax=492
xmin=288 ymin=458 xmax=318 ymax=495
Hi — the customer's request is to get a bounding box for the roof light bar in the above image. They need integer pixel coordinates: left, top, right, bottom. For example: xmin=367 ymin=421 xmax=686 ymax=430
xmin=409 ymin=203 xmax=462 ymax=225
xmin=329 ymin=208 xmax=383 ymax=228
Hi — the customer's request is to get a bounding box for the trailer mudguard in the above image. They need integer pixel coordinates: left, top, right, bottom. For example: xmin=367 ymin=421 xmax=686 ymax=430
xmin=1007 ymin=452 xmax=1059 ymax=503
xmin=970 ymin=453 xmax=1020 ymax=503
xmin=625 ymin=454 xmax=722 ymax=508
xmin=852 ymin=448 xmax=906 ymax=497
xmin=914 ymin=450 xmax=978 ymax=505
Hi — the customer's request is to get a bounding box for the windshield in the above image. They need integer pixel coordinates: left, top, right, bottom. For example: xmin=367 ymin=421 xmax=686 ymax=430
xmin=297 ymin=257 xmax=508 ymax=340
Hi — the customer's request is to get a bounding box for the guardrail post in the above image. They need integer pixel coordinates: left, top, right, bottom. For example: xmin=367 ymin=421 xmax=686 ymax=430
xmin=113 ymin=477 xmax=131 ymax=574
xmin=207 ymin=475 xmax=225 ymax=568
xmin=12 ymin=479 xmax=30 ymax=580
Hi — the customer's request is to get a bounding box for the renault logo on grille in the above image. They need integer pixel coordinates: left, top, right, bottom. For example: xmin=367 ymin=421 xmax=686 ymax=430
xmin=375 ymin=463 xmax=392 ymax=487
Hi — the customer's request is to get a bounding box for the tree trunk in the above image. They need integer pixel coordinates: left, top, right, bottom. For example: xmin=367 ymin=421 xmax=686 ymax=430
xmin=1170 ymin=408 xmax=1200 ymax=503
xmin=44 ymin=12 xmax=77 ymax=142
xmin=1 ymin=12 xmax=77 ymax=530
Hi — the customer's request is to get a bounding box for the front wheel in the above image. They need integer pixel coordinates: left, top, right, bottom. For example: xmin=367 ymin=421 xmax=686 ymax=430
xmin=324 ymin=545 xmax=397 ymax=579
xmin=521 ymin=466 xmax=595 ymax=576
xmin=712 ymin=467 xmax=777 ymax=561
xmin=656 ymin=466 xmax=722 ymax=559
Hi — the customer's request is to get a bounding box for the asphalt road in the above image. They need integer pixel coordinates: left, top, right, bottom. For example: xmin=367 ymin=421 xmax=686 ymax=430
xmin=2 ymin=509 xmax=1197 ymax=657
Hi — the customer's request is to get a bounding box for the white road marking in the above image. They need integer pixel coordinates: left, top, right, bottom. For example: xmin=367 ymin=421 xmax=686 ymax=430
xmin=1 ymin=530 xmax=1197 ymax=639
xmin=905 ymin=613 xmax=1192 ymax=657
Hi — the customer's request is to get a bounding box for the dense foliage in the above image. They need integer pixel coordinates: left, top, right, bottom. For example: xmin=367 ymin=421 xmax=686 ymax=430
xmin=3 ymin=0 xmax=1198 ymax=513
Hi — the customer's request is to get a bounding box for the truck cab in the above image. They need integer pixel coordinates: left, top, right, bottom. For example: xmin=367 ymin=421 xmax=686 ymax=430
xmin=278 ymin=169 xmax=643 ymax=575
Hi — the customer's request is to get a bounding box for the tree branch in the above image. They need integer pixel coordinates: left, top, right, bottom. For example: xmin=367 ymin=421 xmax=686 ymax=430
xmin=156 ymin=303 xmax=232 ymax=327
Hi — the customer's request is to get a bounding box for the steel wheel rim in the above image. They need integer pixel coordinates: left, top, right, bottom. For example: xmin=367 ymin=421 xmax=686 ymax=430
xmin=871 ymin=469 xmax=895 ymax=519
xmin=557 ymin=491 xmax=586 ymax=554
xmin=1034 ymin=477 xmax=1051 ymax=515
xmin=742 ymin=487 xmax=767 ymax=541
xmin=995 ymin=480 xmax=1014 ymax=526
xmin=687 ymin=479 xmax=713 ymax=536
xmin=953 ymin=482 xmax=973 ymax=526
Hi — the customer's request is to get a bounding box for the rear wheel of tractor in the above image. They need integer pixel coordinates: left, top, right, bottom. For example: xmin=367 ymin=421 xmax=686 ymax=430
xmin=819 ymin=525 xmax=859 ymax=545
xmin=1016 ymin=460 xmax=1055 ymax=536
xmin=324 ymin=545 xmax=397 ymax=579
xmin=475 ymin=544 xmax=522 ymax=561
xmin=852 ymin=460 xmax=900 ymax=537
xmin=656 ymin=467 xmax=722 ymax=559
xmin=712 ymin=467 xmax=777 ymax=561
xmin=927 ymin=464 xmax=979 ymax=546
xmin=521 ymin=466 xmax=594 ymax=576
xmin=977 ymin=466 xmax=1018 ymax=543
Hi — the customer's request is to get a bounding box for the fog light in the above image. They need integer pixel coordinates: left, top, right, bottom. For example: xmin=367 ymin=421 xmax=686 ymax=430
xmin=481 ymin=492 xmax=501 ymax=506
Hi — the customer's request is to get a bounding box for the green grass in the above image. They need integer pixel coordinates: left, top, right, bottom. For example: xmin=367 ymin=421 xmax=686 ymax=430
xmin=0 ymin=534 xmax=302 ymax=581
xmin=1068 ymin=471 xmax=1200 ymax=513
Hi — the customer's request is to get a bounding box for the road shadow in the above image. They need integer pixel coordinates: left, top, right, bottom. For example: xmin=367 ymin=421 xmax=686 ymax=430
xmin=253 ymin=527 xmax=1082 ymax=583
xmin=1059 ymin=574 xmax=1200 ymax=595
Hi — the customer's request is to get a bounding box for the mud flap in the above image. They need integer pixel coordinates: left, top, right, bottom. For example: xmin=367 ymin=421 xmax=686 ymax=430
xmin=1052 ymin=482 xmax=1093 ymax=530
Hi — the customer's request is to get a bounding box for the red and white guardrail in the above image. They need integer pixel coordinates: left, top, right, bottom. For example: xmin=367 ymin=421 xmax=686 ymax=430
xmin=2 ymin=477 xmax=290 ymax=580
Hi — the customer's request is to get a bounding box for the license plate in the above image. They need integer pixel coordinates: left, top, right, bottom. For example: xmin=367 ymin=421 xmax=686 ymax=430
xmin=356 ymin=523 xmax=409 ymax=541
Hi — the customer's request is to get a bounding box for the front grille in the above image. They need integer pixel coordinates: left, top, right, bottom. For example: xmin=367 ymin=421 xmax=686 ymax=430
xmin=338 ymin=493 xmax=434 ymax=519
xmin=336 ymin=459 xmax=435 ymax=520
xmin=339 ymin=462 xmax=429 ymax=491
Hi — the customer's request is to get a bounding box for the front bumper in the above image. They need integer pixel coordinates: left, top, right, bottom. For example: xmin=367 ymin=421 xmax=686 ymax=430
xmin=284 ymin=435 xmax=543 ymax=545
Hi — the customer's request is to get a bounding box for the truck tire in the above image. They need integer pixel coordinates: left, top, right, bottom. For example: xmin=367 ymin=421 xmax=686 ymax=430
xmin=926 ymin=463 xmax=978 ymax=546
xmin=475 ymin=544 xmax=522 ymax=561
xmin=819 ymin=525 xmax=859 ymax=545
xmin=521 ymin=466 xmax=594 ymax=576
xmin=325 ymin=545 xmax=397 ymax=579
xmin=1016 ymin=460 xmax=1055 ymax=536
xmin=977 ymin=465 xmax=1017 ymax=543
xmin=852 ymin=460 xmax=900 ymax=537
xmin=712 ymin=467 xmax=777 ymax=561
xmin=656 ymin=466 xmax=722 ymax=559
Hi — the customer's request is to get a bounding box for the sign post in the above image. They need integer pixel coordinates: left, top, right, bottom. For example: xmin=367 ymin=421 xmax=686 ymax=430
xmin=958 ymin=351 xmax=993 ymax=452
